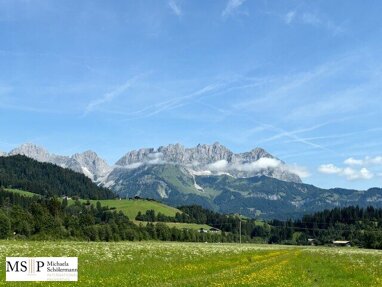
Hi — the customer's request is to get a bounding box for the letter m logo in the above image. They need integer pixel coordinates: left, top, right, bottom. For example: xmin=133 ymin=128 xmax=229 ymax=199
xmin=6 ymin=261 xmax=20 ymax=272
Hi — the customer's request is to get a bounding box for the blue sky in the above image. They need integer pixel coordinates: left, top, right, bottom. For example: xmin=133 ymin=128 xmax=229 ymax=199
xmin=1 ymin=0 xmax=382 ymax=190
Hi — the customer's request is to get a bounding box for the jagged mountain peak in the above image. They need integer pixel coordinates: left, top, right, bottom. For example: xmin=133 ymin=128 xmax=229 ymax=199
xmin=7 ymin=143 xmax=111 ymax=182
xmin=75 ymin=150 xmax=98 ymax=157
xmin=10 ymin=142 xmax=47 ymax=153
xmin=9 ymin=143 xmax=52 ymax=162
xmin=72 ymin=150 xmax=111 ymax=181
xmin=115 ymin=143 xmax=301 ymax=183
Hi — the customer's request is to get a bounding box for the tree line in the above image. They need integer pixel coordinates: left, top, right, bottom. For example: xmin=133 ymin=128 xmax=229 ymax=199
xmin=135 ymin=204 xmax=382 ymax=249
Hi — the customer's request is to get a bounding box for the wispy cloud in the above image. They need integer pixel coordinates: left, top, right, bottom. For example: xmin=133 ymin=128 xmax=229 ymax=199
xmin=258 ymin=122 xmax=330 ymax=144
xmin=168 ymin=0 xmax=182 ymax=17
xmin=222 ymin=0 xmax=246 ymax=17
xmin=0 ymin=102 xmax=66 ymax=114
xmin=282 ymin=131 xmax=361 ymax=144
xmin=97 ymin=83 xmax=224 ymax=120
xmin=233 ymin=57 xmax=342 ymax=111
xmin=283 ymin=10 xmax=344 ymax=35
xmin=257 ymin=122 xmax=336 ymax=154
xmin=0 ymin=85 xmax=13 ymax=96
xmin=83 ymin=76 xmax=141 ymax=116
xmin=284 ymin=10 xmax=296 ymax=24
xmin=286 ymin=94 xmax=365 ymax=122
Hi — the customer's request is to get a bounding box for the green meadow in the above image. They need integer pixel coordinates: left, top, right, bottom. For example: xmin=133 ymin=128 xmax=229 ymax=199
xmin=68 ymin=198 xmax=181 ymax=219
xmin=0 ymin=241 xmax=381 ymax=286
xmin=68 ymin=198 xmax=212 ymax=230
xmin=4 ymin=188 xmax=37 ymax=198
xmin=2 ymin=188 xmax=212 ymax=230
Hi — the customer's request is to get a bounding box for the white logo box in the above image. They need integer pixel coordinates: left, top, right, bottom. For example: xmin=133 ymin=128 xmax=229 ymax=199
xmin=6 ymin=257 xmax=78 ymax=282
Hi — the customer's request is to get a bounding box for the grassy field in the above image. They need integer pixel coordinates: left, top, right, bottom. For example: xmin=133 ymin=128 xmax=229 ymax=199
xmin=3 ymin=188 xmax=37 ymax=197
xmin=2 ymin=188 xmax=181 ymax=220
xmin=68 ymin=198 xmax=181 ymax=219
xmin=3 ymin=188 xmax=211 ymax=230
xmin=68 ymin=199 xmax=213 ymax=230
xmin=0 ymin=241 xmax=381 ymax=286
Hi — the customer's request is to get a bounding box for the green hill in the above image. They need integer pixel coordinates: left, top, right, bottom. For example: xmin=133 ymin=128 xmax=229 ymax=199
xmin=0 ymin=155 xmax=115 ymax=199
xmin=3 ymin=187 xmax=212 ymax=231
xmin=69 ymin=198 xmax=182 ymax=220
xmin=4 ymin=188 xmax=37 ymax=197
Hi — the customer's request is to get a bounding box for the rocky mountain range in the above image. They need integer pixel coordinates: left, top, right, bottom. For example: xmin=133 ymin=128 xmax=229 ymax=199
xmin=3 ymin=142 xmax=301 ymax=183
xmin=2 ymin=143 xmax=381 ymax=219
xmin=115 ymin=142 xmax=302 ymax=183
xmin=6 ymin=143 xmax=111 ymax=182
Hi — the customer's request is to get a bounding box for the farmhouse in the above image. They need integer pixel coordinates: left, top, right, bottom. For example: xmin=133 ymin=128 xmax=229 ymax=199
xmin=198 ymin=227 xmax=221 ymax=233
xmin=332 ymin=240 xmax=351 ymax=247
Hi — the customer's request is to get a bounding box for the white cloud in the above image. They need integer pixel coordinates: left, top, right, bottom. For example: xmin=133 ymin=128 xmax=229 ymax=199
xmin=342 ymin=167 xmax=373 ymax=180
xmin=123 ymin=162 xmax=143 ymax=169
xmin=208 ymin=160 xmax=229 ymax=171
xmin=318 ymin=164 xmax=342 ymax=174
xmin=230 ymin=158 xmax=282 ymax=172
xmin=284 ymin=11 xmax=296 ymax=24
xmin=249 ymin=157 xmax=281 ymax=170
xmin=286 ymin=164 xmax=311 ymax=179
xmin=344 ymin=156 xmax=382 ymax=166
xmin=359 ymin=168 xmax=374 ymax=180
xmin=344 ymin=157 xmax=363 ymax=166
xmin=222 ymin=0 xmax=246 ymax=17
xmin=147 ymin=152 xmax=163 ymax=160
xmin=168 ymin=0 xmax=182 ymax=17
xmin=206 ymin=158 xmax=310 ymax=178
xmin=318 ymin=164 xmax=374 ymax=180
xmin=370 ymin=156 xmax=382 ymax=165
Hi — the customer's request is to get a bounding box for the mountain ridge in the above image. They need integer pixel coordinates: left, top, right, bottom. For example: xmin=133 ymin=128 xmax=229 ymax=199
xmin=2 ymin=142 xmax=382 ymax=219
xmin=3 ymin=142 xmax=302 ymax=183
xmin=115 ymin=142 xmax=302 ymax=183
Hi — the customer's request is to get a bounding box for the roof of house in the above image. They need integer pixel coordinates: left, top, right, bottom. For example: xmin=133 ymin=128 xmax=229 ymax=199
xmin=332 ymin=240 xmax=350 ymax=244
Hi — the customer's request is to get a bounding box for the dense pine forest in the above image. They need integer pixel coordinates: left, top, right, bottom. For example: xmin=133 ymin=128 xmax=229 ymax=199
xmin=0 ymin=155 xmax=115 ymax=199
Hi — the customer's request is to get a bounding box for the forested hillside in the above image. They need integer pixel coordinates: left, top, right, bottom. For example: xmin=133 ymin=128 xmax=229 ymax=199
xmin=0 ymin=155 xmax=115 ymax=199
xmin=0 ymin=188 xmax=241 ymax=242
xmin=136 ymin=204 xmax=382 ymax=249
